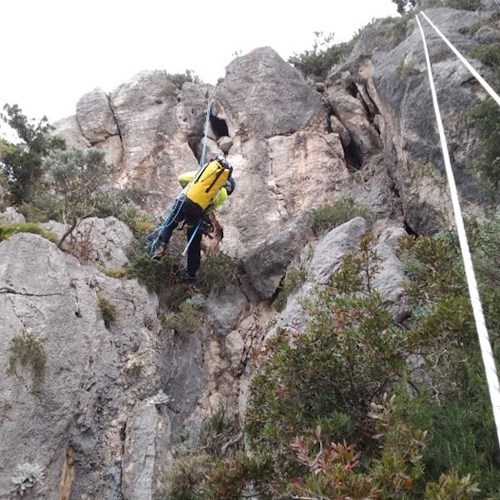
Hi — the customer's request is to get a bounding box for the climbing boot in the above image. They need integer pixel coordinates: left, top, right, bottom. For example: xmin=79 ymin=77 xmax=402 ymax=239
xmin=153 ymin=243 xmax=166 ymax=260
xmin=182 ymin=271 xmax=196 ymax=283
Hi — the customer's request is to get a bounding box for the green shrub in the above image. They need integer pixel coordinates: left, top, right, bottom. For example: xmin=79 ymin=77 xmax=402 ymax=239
xmin=165 ymin=453 xmax=211 ymax=499
xmin=97 ymin=294 xmax=116 ymax=328
xmin=125 ymin=243 xmax=174 ymax=292
xmin=374 ymin=16 xmax=411 ymax=51
xmin=392 ymin=0 xmax=416 ymax=14
xmin=468 ymin=43 xmax=500 ymax=69
xmin=310 ymin=196 xmax=372 ymax=236
xmin=18 ymin=191 xmax=62 ymax=222
xmin=0 ymin=104 xmax=66 ymax=204
xmin=125 ymin=361 xmax=143 ymax=380
xmin=199 ymin=407 xmax=240 ymax=459
xmin=467 ymin=96 xmax=500 ymax=200
xmin=245 ymin=232 xmax=406 ymax=492
xmin=273 ymin=266 xmax=306 ymax=312
xmin=103 ymin=267 xmax=127 ymax=279
xmin=198 ymin=252 xmax=238 ymax=294
xmin=399 ymin=227 xmax=500 ymax=495
xmin=0 ymin=222 xmax=58 ymax=243
xmin=167 ymin=70 xmax=200 ymax=89
xmin=444 ymin=0 xmax=481 ymax=9
xmin=8 ymin=330 xmax=46 ymax=380
xmin=165 ymin=409 xmax=249 ymax=499
xmin=163 ymin=301 xmax=201 ymax=334
xmin=288 ymin=32 xmax=354 ymax=81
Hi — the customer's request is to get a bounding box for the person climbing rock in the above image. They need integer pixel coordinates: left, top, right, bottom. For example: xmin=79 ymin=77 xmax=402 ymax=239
xmin=152 ymin=155 xmax=236 ymax=282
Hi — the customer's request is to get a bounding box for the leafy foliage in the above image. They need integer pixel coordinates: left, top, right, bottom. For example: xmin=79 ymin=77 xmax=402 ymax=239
xmin=392 ymin=0 xmax=417 ymax=14
xmin=0 ymin=104 xmax=65 ymax=203
xmin=245 ymin=232 xmax=408 ymax=493
xmin=444 ymin=0 xmax=481 ymax=9
xmin=44 ymin=147 xmax=113 ymax=217
xmin=0 ymin=222 xmax=58 ymax=243
xmin=11 ymin=461 xmax=45 ymax=496
xmin=125 ymin=243 xmax=175 ymax=292
xmin=163 ymin=301 xmax=202 ymax=334
xmin=467 ymin=95 xmax=500 ymax=201
xmin=273 ymin=266 xmax=306 ymax=312
xmin=165 ymin=409 xmax=256 ymax=499
xmin=288 ymin=32 xmax=354 ymax=81
xmin=399 ymin=227 xmax=500 ymax=494
xmin=289 ymin=396 xmax=428 ymax=498
xmin=8 ymin=330 xmax=46 ymax=382
xmin=97 ymin=294 xmax=117 ymax=329
xmin=310 ymin=196 xmax=372 ymax=236
xmin=197 ymin=252 xmax=238 ymax=294
xmin=166 ymin=70 xmax=200 ymax=89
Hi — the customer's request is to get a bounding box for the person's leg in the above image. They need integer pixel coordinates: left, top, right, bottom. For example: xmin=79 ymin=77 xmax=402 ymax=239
xmin=153 ymin=203 xmax=184 ymax=259
xmin=158 ymin=220 xmax=178 ymax=247
xmin=186 ymin=224 xmax=202 ymax=278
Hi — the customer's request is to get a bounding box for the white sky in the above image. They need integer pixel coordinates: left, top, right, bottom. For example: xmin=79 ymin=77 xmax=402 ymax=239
xmin=1 ymin=0 xmax=398 ymax=124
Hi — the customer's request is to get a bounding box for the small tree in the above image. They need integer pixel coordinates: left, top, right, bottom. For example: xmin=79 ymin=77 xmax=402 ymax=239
xmin=392 ymin=0 xmax=417 ymax=14
xmin=288 ymin=32 xmax=352 ymax=81
xmin=0 ymin=104 xmax=65 ymax=203
xmin=43 ymin=147 xmax=114 ymax=247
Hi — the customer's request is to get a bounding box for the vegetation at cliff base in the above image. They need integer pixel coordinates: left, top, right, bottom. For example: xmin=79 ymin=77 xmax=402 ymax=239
xmin=164 ymin=211 xmax=500 ymax=498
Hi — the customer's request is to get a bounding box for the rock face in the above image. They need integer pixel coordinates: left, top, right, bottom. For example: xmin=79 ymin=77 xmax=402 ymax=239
xmin=337 ymin=5 xmax=496 ymax=233
xmin=2 ymin=4 xmax=496 ymax=497
xmin=0 ymin=233 xmax=165 ymax=499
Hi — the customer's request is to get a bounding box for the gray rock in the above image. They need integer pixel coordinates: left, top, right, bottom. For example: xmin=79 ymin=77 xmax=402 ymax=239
xmin=242 ymin=212 xmax=315 ymax=299
xmin=214 ymin=47 xmax=327 ymax=139
xmin=0 ymin=233 xmax=162 ymax=499
xmin=0 ymin=207 xmax=26 ymax=224
xmin=76 ymin=88 xmax=119 ymax=144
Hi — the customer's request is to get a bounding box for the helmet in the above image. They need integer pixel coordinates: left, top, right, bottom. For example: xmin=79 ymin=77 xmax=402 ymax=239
xmin=215 ymin=155 xmax=229 ymax=169
xmin=224 ymin=177 xmax=236 ymax=195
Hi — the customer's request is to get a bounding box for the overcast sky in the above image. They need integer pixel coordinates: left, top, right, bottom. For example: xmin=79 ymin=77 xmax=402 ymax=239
xmin=1 ymin=0 xmax=398 ymax=124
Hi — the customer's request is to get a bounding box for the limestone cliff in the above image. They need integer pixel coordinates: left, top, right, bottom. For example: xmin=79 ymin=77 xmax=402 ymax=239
xmin=1 ymin=2 xmax=498 ymax=498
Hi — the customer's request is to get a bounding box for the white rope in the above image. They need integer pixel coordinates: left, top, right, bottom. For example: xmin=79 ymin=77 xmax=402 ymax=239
xmin=420 ymin=11 xmax=500 ymax=107
xmin=416 ymin=14 xmax=500 ymax=448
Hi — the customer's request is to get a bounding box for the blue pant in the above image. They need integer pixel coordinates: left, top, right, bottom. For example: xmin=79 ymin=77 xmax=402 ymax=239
xmin=159 ymin=197 xmax=203 ymax=277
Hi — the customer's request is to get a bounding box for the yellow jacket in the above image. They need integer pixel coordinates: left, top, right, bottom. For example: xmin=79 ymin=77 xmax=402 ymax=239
xmin=179 ymin=170 xmax=229 ymax=211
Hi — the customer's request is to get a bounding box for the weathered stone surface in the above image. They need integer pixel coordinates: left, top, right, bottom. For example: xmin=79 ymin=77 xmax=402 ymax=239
xmin=242 ymin=212 xmax=315 ymax=299
xmin=76 ymin=88 xmax=119 ymax=144
xmin=41 ymin=216 xmax=134 ymax=270
xmin=346 ymin=7 xmax=494 ymax=234
xmin=324 ymin=83 xmax=382 ymax=157
xmin=0 ymin=207 xmax=25 ymax=224
xmin=213 ymin=47 xmax=327 ymax=139
xmin=52 ymin=115 xmax=92 ymax=149
xmin=16 ymin=7 xmax=495 ymax=495
xmin=271 ymin=217 xmax=407 ymax=340
xmin=0 ymin=233 xmax=162 ymax=499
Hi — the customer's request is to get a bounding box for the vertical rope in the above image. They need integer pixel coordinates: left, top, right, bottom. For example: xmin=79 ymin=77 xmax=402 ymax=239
xmin=199 ymin=98 xmax=213 ymax=168
xmin=416 ymin=14 xmax=500 ymax=448
xmin=181 ymin=95 xmax=214 ymax=256
xmin=420 ymin=11 xmax=500 ymax=107
xmin=147 ymin=95 xmax=214 ymax=258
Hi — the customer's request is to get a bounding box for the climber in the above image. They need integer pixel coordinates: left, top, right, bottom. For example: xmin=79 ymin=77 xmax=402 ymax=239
xmin=152 ymin=155 xmax=236 ymax=281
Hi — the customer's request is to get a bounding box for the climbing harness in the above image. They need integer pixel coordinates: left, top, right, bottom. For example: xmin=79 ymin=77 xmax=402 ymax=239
xmin=417 ymin=13 xmax=500 ymax=449
xmin=145 ymin=95 xmax=215 ymax=259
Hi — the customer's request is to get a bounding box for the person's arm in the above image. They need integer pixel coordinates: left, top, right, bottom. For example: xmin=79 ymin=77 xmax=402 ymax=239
xmin=208 ymin=188 xmax=228 ymax=211
xmin=178 ymin=171 xmax=197 ymax=188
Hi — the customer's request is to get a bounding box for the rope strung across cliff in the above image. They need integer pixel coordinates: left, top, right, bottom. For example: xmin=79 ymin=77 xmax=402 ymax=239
xmin=420 ymin=11 xmax=500 ymax=107
xmin=416 ymin=13 xmax=500 ymax=449
xmin=146 ymin=94 xmax=214 ymax=258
